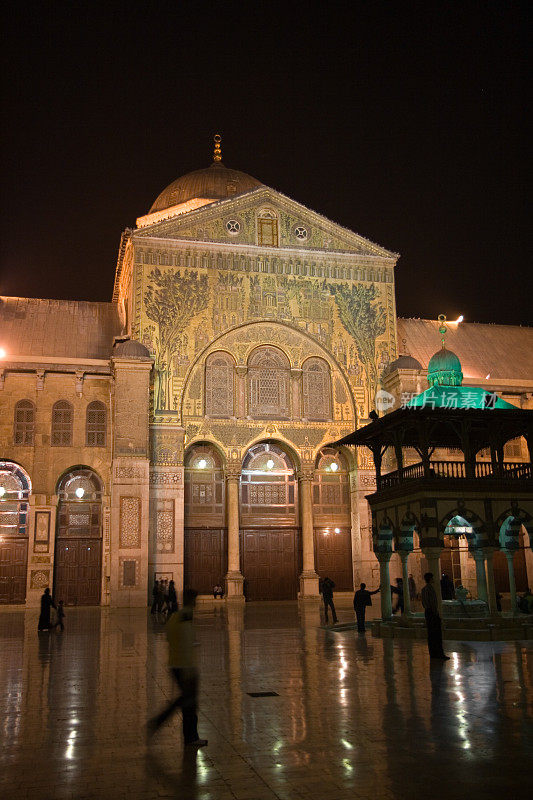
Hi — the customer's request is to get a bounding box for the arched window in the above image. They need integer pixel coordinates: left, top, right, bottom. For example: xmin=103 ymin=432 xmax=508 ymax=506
xmin=257 ymin=208 xmax=279 ymax=247
xmin=51 ymin=401 xmax=73 ymax=446
xmin=313 ymin=449 xmax=350 ymax=517
xmin=248 ymin=347 xmax=290 ymax=419
xmin=302 ymin=358 xmax=332 ymax=421
xmin=0 ymin=461 xmax=31 ymax=537
xmin=14 ymin=400 xmax=35 ymax=446
xmin=86 ymin=401 xmax=106 ymax=446
xmin=184 ymin=445 xmax=225 ymax=521
xmin=240 ymin=442 xmax=296 ymax=519
xmin=205 ymin=352 xmax=234 ymax=418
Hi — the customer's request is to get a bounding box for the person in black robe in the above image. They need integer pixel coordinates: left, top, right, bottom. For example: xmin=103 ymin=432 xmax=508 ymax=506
xmin=167 ymin=580 xmax=178 ymax=615
xmin=38 ymin=588 xmax=56 ymax=631
xmin=440 ymin=572 xmax=455 ymax=601
xmin=353 ymin=582 xmax=380 ymax=632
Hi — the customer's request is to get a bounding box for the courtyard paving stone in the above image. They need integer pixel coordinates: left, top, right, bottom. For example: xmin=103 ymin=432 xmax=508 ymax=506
xmin=0 ymin=601 xmax=532 ymax=799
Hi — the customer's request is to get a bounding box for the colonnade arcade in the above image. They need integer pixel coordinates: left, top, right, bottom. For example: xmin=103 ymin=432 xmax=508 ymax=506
xmin=183 ymin=440 xmax=353 ymax=600
xmin=0 ymin=460 xmax=105 ymax=606
xmin=373 ymin=508 xmax=533 ymax=618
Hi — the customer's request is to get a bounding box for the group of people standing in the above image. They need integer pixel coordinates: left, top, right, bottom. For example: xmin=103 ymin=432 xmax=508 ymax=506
xmin=321 ymin=572 xmax=449 ymax=660
xmin=150 ymin=577 xmax=178 ymax=616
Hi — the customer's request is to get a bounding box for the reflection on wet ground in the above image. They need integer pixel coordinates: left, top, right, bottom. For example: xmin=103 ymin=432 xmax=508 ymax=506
xmin=1 ymin=601 xmax=532 ymax=799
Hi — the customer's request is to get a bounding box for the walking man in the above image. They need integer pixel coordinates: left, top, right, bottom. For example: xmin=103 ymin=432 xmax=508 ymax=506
xmin=421 ymin=572 xmax=449 ymax=660
xmin=353 ymin=582 xmax=380 ymax=633
xmin=147 ymin=589 xmax=207 ymax=747
xmin=320 ymin=576 xmax=338 ymax=625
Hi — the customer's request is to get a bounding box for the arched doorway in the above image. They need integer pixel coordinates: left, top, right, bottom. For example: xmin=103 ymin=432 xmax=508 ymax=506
xmin=240 ymin=442 xmax=300 ymax=600
xmin=184 ymin=443 xmax=227 ymax=593
xmin=54 ymin=468 xmax=103 ymax=605
xmin=441 ymin=516 xmax=474 ymax=590
xmin=313 ymin=448 xmax=352 ymax=589
xmin=0 ymin=461 xmax=30 ymax=604
xmin=493 ymin=525 xmax=529 ymax=593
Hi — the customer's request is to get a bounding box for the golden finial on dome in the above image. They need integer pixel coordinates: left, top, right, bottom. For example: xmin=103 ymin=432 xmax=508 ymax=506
xmin=438 ymin=314 xmax=447 ymax=349
xmin=213 ymin=134 xmax=222 ymax=162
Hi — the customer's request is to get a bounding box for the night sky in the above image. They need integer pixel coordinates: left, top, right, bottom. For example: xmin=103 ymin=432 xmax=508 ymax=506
xmin=1 ymin=2 xmax=530 ymax=325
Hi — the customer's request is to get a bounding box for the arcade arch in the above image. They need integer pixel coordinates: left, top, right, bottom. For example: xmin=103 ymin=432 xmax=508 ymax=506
xmin=313 ymin=448 xmax=352 ymax=589
xmin=240 ymin=441 xmax=300 ymax=600
xmin=183 ymin=443 xmax=227 ymax=594
xmin=0 ymin=461 xmax=31 ymax=604
xmin=54 ymin=467 xmax=103 ymax=605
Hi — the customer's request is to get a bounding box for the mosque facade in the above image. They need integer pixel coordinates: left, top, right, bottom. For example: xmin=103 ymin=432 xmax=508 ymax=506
xmin=1 ymin=139 xmax=532 ymax=606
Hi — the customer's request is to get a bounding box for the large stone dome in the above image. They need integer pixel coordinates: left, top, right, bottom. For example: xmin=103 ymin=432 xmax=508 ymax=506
xmin=113 ymin=339 xmax=151 ymax=360
xmin=149 ymin=161 xmax=263 ymax=213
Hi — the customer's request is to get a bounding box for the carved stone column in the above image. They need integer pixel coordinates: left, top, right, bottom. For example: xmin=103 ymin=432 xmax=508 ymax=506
xmin=473 ymin=549 xmax=488 ymax=604
xmin=504 ymin=550 xmax=518 ymax=614
xmin=399 ymin=551 xmax=412 ymax=615
xmin=484 ymin=547 xmax=499 ymax=615
xmin=225 ymin=467 xmax=244 ymax=601
xmin=422 ymin=547 xmax=443 ymax=615
xmin=290 ymin=368 xmax=302 ymax=419
xmin=376 ymin=552 xmax=393 ymax=619
xmin=235 ymin=366 xmax=247 ymax=419
xmin=298 ymin=467 xmax=319 ymax=597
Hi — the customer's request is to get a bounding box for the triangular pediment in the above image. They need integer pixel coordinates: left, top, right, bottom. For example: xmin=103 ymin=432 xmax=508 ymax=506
xmin=133 ymin=186 xmax=397 ymax=259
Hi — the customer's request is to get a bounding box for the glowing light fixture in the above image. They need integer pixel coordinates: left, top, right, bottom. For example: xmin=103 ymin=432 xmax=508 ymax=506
xmin=0 ymin=487 xmax=5 ymax=498
xmin=197 ymin=459 xmax=207 ymax=469
xmin=485 ymin=373 xmax=491 ymax=380
xmin=324 ymin=529 xmax=330 ymax=536
xmin=456 ymin=315 xmax=464 ymax=323
xmin=334 ymin=527 xmax=341 ymax=534
xmin=75 ymin=487 xmax=85 ymax=498
xmin=330 ymin=462 xmax=338 ymax=472
xmin=266 ymin=459 xmax=275 ymax=469
xmin=0 ymin=348 xmax=6 ymax=359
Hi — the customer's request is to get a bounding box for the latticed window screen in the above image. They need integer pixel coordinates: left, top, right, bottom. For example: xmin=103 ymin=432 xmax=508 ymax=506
xmin=51 ymin=401 xmax=73 ymax=446
xmin=14 ymin=400 xmax=35 ymax=445
xmin=205 ymin=353 xmax=234 ymax=418
xmin=303 ymin=358 xmax=331 ymax=421
xmin=184 ymin=446 xmax=225 ymax=523
xmin=313 ymin=449 xmax=350 ymax=517
xmin=248 ymin=347 xmax=290 ymax=419
xmin=240 ymin=443 xmax=296 ymax=517
xmin=86 ymin=401 xmax=106 ymax=446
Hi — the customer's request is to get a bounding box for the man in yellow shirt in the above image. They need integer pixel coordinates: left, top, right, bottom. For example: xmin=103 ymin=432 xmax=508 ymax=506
xmin=147 ymin=589 xmax=207 ymax=747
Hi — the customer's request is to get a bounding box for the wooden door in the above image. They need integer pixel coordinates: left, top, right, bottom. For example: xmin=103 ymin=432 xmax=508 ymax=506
xmin=0 ymin=540 xmax=28 ymax=603
xmin=54 ymin=539 xmax=101 ymax=605
xmin=184 ymin=528 xmax=227 ymax=594
xmin=314 ymin=527 xmax=353 ymax=590
xmin=241 ymin=528 xmax=300 ymax=600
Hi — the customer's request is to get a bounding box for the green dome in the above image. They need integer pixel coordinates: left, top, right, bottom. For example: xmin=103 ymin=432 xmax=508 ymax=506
xmin=427 ymin=347 xmax=463 ymax=387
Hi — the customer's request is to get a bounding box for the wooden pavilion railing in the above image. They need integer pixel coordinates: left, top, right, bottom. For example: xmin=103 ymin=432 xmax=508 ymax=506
xmin=379 ymin=460 xmax=532 ymax=490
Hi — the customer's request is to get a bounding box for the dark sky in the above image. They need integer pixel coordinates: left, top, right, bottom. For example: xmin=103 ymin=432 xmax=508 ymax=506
xmin=1 ymin=1 xmax=530 ymax=325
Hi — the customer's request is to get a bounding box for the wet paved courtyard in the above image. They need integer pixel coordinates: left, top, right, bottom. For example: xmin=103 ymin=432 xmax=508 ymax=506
xmin=1 ymin=601 xmax=532 ymax=800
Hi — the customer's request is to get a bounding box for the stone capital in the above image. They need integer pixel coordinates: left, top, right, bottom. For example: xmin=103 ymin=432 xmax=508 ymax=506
xmin=225 ymin=466 xmax=242 ymax=481
xmin=298 ymin=466 xmax=315 ymax=482
xmin=375 ymin=551 xmax=392 ymax=564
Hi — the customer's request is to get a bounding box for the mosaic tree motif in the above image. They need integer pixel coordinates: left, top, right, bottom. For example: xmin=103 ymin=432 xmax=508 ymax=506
xmin=328 ymin=282 xmax=386 ymax=403
xmin=144 ymin=269 xmax=209 ymax=409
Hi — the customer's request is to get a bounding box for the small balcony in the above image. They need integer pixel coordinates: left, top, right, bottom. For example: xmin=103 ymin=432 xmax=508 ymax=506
xmin=379 ymin=460 xmax=532 ymax=490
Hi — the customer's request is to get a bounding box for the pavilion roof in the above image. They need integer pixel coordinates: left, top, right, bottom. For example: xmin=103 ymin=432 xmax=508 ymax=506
xmin=331 ymin=406 xmax=533 ymax=453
